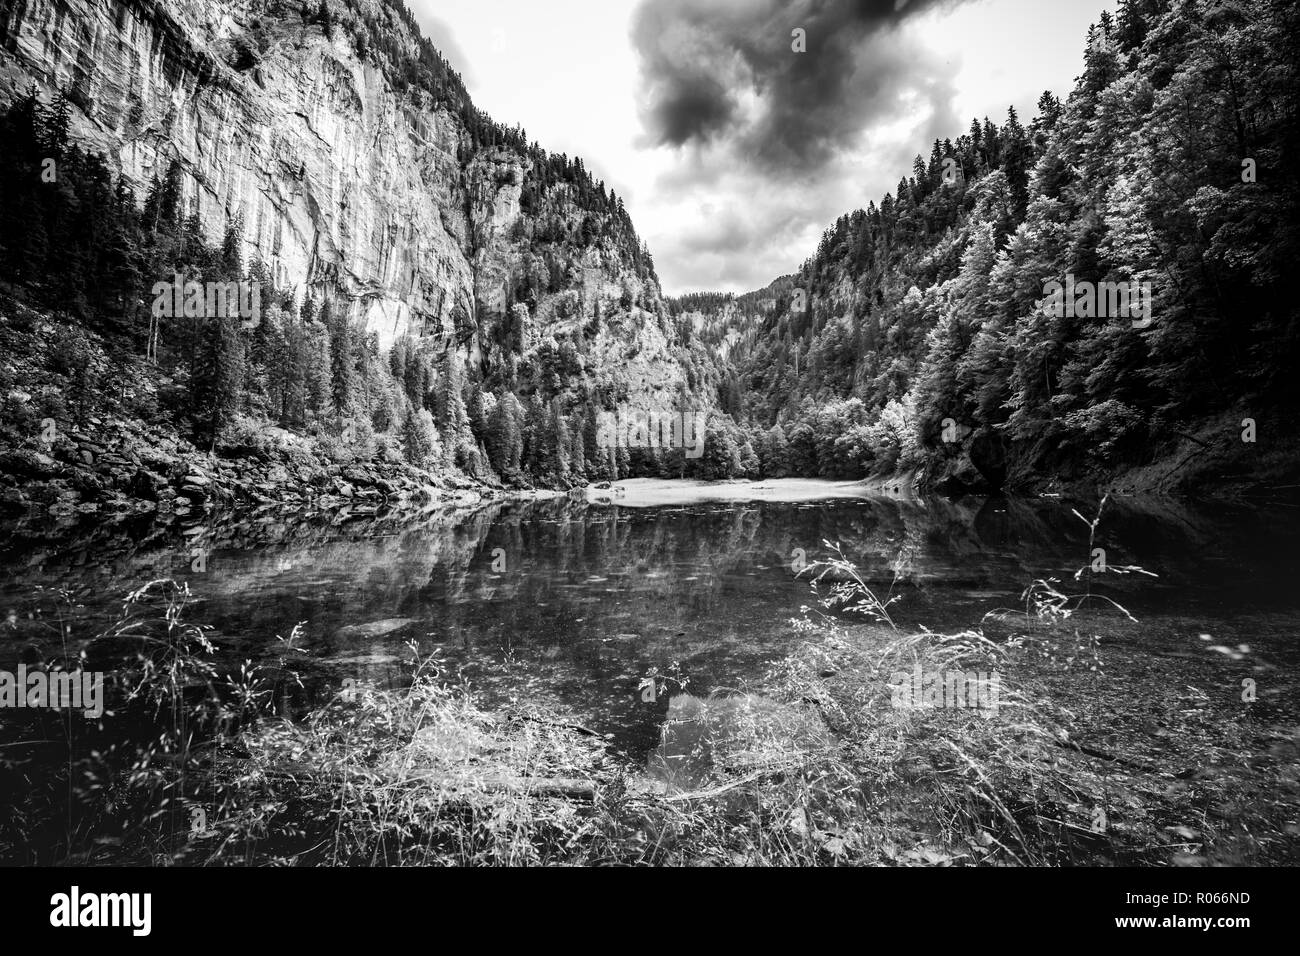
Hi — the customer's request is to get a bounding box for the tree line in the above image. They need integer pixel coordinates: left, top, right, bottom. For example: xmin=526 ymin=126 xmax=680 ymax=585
xmin=702 ymin=0 xmax=1299 ymax=486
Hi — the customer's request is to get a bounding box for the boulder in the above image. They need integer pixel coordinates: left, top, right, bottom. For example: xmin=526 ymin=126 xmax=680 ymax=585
xmin=934 ymin=453 xmax=991 ymax=496
xmin=0 ymin=449 xmax=59 ymax=480
xmin=126 ymin=467 xmax=166 ymax=501
xmin=0 ymin=488 xmax=28 ymax=512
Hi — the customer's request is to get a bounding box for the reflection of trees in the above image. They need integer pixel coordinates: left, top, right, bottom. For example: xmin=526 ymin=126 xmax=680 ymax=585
xmin=4 ymin=493 xmax=1294 ymax=645
xmin=7 ymin=492 xmax=1292 ymax=762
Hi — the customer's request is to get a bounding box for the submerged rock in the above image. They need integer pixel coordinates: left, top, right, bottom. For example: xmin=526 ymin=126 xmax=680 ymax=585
xmin=334 ymin=618 xmax=419 ymax=639
xmin=647 ymin=692 xmax=830 ymax=792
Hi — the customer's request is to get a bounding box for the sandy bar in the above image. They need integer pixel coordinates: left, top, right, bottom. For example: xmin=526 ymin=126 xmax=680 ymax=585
xmin=582 ymin=478 xmax=878 ymax=508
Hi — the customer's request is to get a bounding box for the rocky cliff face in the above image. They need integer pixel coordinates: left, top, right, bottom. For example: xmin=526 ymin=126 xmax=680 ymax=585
xmin=0 ymin=0 xmax=656 ymax=358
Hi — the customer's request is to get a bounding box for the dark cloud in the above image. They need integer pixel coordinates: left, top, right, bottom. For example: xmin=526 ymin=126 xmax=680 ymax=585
xmin=632 ymin=0 xmax=966 ymax=174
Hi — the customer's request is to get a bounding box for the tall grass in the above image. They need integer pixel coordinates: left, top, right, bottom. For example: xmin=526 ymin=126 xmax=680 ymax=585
xmin=3 ymin=498 xmax=1291 ymax=865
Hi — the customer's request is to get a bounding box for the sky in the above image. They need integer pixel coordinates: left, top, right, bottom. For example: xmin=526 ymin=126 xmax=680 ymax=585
xmin=409 ymin=0 xmax=1119 ymax=296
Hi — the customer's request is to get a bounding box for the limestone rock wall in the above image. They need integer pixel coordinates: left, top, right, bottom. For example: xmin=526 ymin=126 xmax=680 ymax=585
xmin=0 ymin=0 xmax=582 ymax=352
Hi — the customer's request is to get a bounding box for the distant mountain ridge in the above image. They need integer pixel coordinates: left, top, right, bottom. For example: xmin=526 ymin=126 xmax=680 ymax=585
xmin=678 ymin=0 xmax=1300 ymax=496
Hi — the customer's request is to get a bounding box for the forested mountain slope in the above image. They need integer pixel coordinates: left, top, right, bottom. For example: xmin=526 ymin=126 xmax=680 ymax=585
xmin=691 ymin=0 xmax=1299 ymax=495
xmin=0 ymin=0 xmax=713 ymax=508
xmin=0 ymin=0 xmax=1295 ymax=507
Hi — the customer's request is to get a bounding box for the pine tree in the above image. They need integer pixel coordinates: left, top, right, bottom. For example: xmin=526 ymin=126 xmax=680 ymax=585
xmin=304 ymin=316 xmax=333 ymax=423
xmin=486 ymin=391 xmax=523 ymax=476
xmin=402 ymin=406 xmax=440 ymax=468
xmin=323 ymin=301 xmax=356 ymax=418
xmin=192 ymin=313 xmax=245 ymax=447
xmin=434 ymin=351 xmax=468 ymax=464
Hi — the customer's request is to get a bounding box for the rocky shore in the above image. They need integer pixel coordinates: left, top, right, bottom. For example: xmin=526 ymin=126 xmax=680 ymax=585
xmin=0 ymin=300 xmax=519 ymax=525
xmin=0 ymin=411 xmax=500 ymax=523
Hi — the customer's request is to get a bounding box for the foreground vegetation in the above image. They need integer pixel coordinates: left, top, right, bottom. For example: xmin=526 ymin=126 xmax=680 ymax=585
xmin=2 ymin=517 xmax=1294 ymax=866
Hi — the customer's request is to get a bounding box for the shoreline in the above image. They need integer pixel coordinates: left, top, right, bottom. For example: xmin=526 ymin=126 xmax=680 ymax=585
xmin=582 ymin=477 xmax=888 ymax=507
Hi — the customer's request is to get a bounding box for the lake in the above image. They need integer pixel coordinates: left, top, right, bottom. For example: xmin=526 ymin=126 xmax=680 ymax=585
xmin=2 ymin=480 xmax=1298 ymax=760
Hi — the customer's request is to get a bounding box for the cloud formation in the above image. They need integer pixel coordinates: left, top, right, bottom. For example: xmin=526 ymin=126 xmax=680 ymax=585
xmin=632 ymin=0 xmax=963 ymax=175
xmin=629 ymin=0 xmax=972 ymax=293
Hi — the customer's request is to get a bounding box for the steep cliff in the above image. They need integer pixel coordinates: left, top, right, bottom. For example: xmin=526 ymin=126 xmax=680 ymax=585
xmin=0 ymin=0 xmax=658 ymax=357
xmin=0 ymin=0 xmax=719 ymax=506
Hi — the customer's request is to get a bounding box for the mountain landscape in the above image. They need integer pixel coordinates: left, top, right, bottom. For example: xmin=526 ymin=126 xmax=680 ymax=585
xmin=2 ymin=0 xmax=1295 ymax=515
xmin=675 ymin=0 xmax=1300 ymax=496
xmin=0 ymin=0 xmax=711 ymax=513
xmin=0 ymin=0 xmax=1298 ymax=885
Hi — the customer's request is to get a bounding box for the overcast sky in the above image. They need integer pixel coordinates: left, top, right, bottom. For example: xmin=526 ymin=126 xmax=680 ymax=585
xmin=409 ymin=0 xmax=1118 ymax=296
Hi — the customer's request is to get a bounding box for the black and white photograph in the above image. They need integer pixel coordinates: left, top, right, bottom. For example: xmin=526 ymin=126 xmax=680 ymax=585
xmin=0 ymin=0 xmax=1294 ymax=930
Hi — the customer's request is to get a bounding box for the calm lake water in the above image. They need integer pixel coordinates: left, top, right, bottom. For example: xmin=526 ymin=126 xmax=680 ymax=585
xmin=2 ymin=484 xmax=1299 ymax=757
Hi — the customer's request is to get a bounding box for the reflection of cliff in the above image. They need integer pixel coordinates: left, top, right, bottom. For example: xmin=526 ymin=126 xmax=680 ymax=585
xmin=5 ymin=492 xmax=1297 ymax=755
xmin=0 ymin=499 xmax=503 ymax=592
xmin=4 ymin=493 xmax=1293 ymax=609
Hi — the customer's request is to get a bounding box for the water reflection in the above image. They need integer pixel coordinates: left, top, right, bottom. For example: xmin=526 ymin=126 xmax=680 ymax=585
xmin=2 ymin=492 xmax=1298 ymax=755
